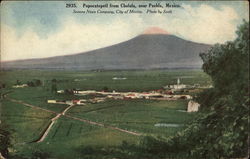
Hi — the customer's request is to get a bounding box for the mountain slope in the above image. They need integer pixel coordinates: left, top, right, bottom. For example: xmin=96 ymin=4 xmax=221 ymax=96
xmin=2 ymin=34 xmax=211 ymax=70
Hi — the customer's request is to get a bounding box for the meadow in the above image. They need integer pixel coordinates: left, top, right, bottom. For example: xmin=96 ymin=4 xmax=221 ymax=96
xmin=0 ymin=69 xmax=211 ymax=91
xmin=0 ymin=69 xmax=211 ymax=158
xmin=67 ymin=99 xmax=194 ymax=136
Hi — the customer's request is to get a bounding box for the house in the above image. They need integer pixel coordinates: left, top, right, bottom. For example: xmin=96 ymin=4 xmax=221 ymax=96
xmin=73 ymin=100 xmax=80 ymax=104
xmin=165 ymin=90 xmax=173 ymax=95
xmin=47 ymin=100 xmax=66 ymax=104
xmin=124 ymin=93 xmax=137 ymax=99
xmin=73 ymin=99 xmax=86 ymax=105
xmin=12 ymin=84 xmax=28 ymax=88
xmin=75 ymin=90 xmax=96 ymax=94
xmin=107 ymin=95 xmax=123 ymax=99
xmin=89 ymin=98 xmax=105 ymax=103
xmin=187 ymin=100 xmax=200 ymax=112
xmin=66 ymin=100 xmax=73 ymax=105
xmin=47 ymin=100 xmax=57 ymax=104
xmin=164 ymin=78 xmax=187 ymax=90
xmin=185 ymin=95 xmax=192 ymax=99
xmin=165 ymin=84 xmax=186 ymax=90
xmin=57 ymin=90 xmax=64 ymax=93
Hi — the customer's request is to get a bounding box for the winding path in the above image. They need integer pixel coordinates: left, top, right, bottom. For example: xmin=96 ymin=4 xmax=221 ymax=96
xmin=36 ymin=114 xmax=61 ymax=143
xmin=7 ymin=97 xmax=57 ymax=114
xmin=65 ymin=115 xmax=141 ymax=136
xmin=37 ymin=104 xmax=75 ymax=143
xmin=6 ymin=97 xmax=142 ymax=143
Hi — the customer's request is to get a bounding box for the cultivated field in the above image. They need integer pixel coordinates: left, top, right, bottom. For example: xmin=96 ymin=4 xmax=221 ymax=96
xmin=0 ymin=69 xmax=211 ymax=158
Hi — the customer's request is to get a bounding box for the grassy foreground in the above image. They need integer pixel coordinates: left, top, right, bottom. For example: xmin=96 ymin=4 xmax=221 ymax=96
xmin=0 ymin=69 xmax=210 ymax=158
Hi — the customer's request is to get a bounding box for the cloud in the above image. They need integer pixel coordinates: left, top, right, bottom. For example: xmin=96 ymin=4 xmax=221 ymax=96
xmin=1 ymin=16 xmax=144 ymax=61
xmin=1 ymin=3 xmax=246 ymax=61
xmin=142 ymin=4 xmax=240 ymax=44
xmin=180 ymin=4 xmax=239 ymax=43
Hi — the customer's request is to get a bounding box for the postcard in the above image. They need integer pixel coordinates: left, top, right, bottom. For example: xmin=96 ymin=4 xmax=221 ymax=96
xmin=0 ymin=1 xmax=249 ymax=159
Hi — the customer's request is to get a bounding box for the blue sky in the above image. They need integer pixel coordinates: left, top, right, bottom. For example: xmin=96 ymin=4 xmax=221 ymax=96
xmin=1 ymin=1 xmax=249 ymax=61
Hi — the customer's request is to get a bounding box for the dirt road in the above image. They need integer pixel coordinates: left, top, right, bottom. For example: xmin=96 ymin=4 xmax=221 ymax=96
xmin=65 ymin=115 xmax=141 ymax=136
xmin=7 ymin=97 xmax=142 ymax=143
xmin=7 ymin=97 xmax=57 ymax=114
xmin=36 ymin=114 xmax=61 ymax=143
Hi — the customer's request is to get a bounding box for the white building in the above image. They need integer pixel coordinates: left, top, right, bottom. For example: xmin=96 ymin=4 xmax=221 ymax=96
xmin=169 ymin=84 xmax=186 ymax=89
xmin=47 ymin=100 xmax=57 ymax=104
xmin=187 ymin=100 xmax=200 ymax=112
xmin=74 ymin=90 xmax=96 ymax=94
xmin=12 ymin=84 xmax=28 ymax=88
xmin=75 ymin=99 xmax=87 ymax=105
xmin=164 ymin=78 xmax=186 ymax=90
xmin=57 ymin=90 xmax=64 ymax=93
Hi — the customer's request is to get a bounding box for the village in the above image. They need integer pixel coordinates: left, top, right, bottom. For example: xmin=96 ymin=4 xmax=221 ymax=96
xmin=46 ymin=78 xmax=203 ymax=112
xmin=9 ymin=78 xmax=204 ymax=112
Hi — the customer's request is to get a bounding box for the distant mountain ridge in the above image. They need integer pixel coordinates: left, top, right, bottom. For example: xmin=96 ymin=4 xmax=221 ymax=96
xmin=1 ymin=34 xmax=211 ymax=70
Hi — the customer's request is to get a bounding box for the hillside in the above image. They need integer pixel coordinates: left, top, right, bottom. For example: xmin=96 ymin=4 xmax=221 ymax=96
xmin=1 ymin=34 xmax=211 ymax=70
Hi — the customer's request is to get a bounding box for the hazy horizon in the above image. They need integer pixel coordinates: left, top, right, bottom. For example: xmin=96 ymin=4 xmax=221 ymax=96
xmin=1 ymin=1 xmax=249 ymax=61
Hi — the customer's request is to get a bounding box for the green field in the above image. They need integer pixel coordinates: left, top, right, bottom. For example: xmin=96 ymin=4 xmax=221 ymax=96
xmin=1 ymin=100 xmax=54 ymax=144
xmin=0 ymin=69 xmax=211 ymax=158
xmin=68 ymin=99 xmax=194 ymax=136
xmin=0 ymin=69 xmax=211 ymax=91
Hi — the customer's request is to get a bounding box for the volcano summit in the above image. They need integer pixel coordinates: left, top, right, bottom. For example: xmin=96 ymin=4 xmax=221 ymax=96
xmin=2 ymin=28 xmax=211 ymax=70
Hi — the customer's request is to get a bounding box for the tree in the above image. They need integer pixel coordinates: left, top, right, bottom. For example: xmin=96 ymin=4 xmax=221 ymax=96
xmin=51 ymin=79 xmax=57 ymax=93
xmin=16 ymin=80 xmax=21 ymax=85
xmin=65 ymin=89 xmax=73 ymax=95
xmin=34 ymin=79 xmax=42 ymax=86
xmin=27 ymin=81 xmax=35 ymax=87
xmin=102 ymin=86 xmax=109 ymax=92
xmin=175 ymin=20 xmax=249 ymax=158
xmin=0 ymin=83 xmax=6 ymax=89
xmin=192 ymin=20 xmax=249 ymax=158
xmin=0 ymin=124 xmax=12 ymax=158
xmin=139 ymin=20 xmax=249 ymax=158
